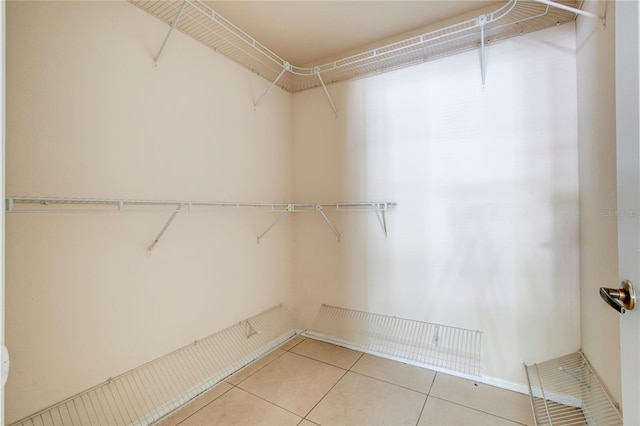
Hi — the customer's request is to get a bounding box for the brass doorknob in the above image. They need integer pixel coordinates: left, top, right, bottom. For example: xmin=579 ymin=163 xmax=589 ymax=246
xmin=600 ymin=280 xmax=636 ymax=313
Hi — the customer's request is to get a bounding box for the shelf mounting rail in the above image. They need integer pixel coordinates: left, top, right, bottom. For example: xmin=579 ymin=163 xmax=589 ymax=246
xmin=6 ymin=197 xmax=397 ymax=251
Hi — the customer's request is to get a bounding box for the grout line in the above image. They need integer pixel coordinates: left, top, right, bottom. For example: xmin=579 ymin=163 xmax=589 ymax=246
xmin=301 ymin=368 xmax=350 ymax=420
xmin=227 ymin=386 xmax=304 ymax=420
xmin=349 ymin=352 xmax=365 ymax=370
xmin=168 ymin=340 xmax=298 ymax=425
xmin=416 ymin=395 xmax=430 ymax=426
xmin=415 ymin=374 xmax=441 ymax=425
xmin=427 ymin=395 xmax=531 ymax=426
xmin=347 ymin=369 xmax=431 ymax=396
xmin=171 ymin=383 xmax=235 ymax=426
xmin=282 ymin=336 xmax=306 ymax=352
xmin=286 ymin=349 xmax=357 ymax=371
xmin=225 ymin=348 xmax=287 ymax=386
xmin=428 ymin=371 xmax=438 ymax=395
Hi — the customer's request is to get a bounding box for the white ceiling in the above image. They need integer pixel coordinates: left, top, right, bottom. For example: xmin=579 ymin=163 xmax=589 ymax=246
xmin=207 ymin=1 xmax=500 ymax=65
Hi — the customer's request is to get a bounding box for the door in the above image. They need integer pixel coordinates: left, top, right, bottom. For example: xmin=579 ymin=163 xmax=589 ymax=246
xmin=616 ymin=1 xmax=640 ymax=424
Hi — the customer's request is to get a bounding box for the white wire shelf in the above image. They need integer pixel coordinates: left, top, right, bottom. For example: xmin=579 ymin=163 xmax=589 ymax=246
xmin=5 ymin=196 xmax=395 ymax=213
xmin=130 ymin=0 xmax=586 ymax=94
xmin=524 ymin=351 xmax=622 ymax=426
xmin=9 ymin=304 xmax=296 ymax=426
xmin=304 ymin=304 xmax=482 ymax=377
xmin=5 ymin=196 xmax=397 ymax=249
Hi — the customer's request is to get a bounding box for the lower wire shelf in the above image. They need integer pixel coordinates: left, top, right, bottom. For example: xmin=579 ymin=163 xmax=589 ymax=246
xmin=10 ymin=304 xmax=295 ymax=426
xmin=524 ymin=351 xmax=622 ymax=426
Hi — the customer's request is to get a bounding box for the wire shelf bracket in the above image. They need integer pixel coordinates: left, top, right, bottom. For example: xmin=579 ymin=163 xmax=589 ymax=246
xmin=256 ymin=206 xmax=291 ymax=244
xmin=153 ymin=0 xmax=187 ymax=66
xmin=315 ymin=204 xmax=341 ymax=242
xmin=315 ymin=67 xmax=338 ymax=117
xmin=147 ymin=203 xmax=184 ymax=253
xmin=375 ymin=209 xmax=388 ymax=238
xmin=478 ymin=15 xmax=488 ymax=86
xmin=254 ymin=63 xmax=291 ymax=110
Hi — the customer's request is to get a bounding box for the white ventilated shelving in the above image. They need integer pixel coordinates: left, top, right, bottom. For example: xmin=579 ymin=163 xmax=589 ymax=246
xmin=305 ymin=304 xmax=482 ymax=377
xmin=8 ymin=305 xmax=296 ymax=426
xmin=5 ymin=196 xmax=397 ymax=250
xmin=130 ymin=0 xmax=594 ymax=100
xmin=524 ymin=351 xmax=622 ymax=426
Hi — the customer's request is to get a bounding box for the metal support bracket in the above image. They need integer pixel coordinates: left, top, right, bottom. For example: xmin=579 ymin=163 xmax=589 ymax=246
xmin=375 ymin=208 xmax=388 ymax=238
xmin=243 ymin=320 xmax=261 ymax=338
xmin=315 ymin=67 xmax=338 ymax=117
xmin=153 ymin=0 xmax=188 ymax=66
xmin=254 ymin=63 xmax=291 ymax=110
xmin=147 ymin=204 xmax=184 ymax=253
xmin=477 ymin=15 xmax=487 ymax=87
xmin=256 ymin=205 xmax=292 ymax=244
xmin=315 ymin=204 xmax=341 ymax=242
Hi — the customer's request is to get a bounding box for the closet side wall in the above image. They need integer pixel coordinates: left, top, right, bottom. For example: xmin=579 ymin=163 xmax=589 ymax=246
xmin=5 ymin=2 xmax=293 ymax=423
xmin=576 ymin=1 xmax=621 ymax=406
xmin=292 ymin=23 xmax=579 ymax=390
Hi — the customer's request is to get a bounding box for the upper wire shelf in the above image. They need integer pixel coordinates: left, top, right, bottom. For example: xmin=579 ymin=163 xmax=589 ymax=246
xmin=130 ymin=0 xmax=584 ymax=93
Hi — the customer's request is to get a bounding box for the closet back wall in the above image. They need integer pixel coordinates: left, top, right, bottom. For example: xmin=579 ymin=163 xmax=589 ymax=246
xmin=5 ymin=2 xmax=294 ymax=423
xmin=292 ymin=23 xmax=580 ymax=390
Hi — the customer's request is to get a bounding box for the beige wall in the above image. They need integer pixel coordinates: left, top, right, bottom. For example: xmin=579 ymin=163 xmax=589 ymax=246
xmin=5 ymin=1 xmax=293 ymax=423
xmin=575 ymin=1 xmax=621 ymax=406
xmin=292 ymin=23 xmax=580 ymax=391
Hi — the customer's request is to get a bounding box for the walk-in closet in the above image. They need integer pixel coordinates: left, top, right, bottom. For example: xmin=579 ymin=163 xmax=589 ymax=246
xmin=3 ymin=0 xmax=639 ymax=425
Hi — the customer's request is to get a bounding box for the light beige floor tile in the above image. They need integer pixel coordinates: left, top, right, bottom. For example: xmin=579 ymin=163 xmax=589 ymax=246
xmin=298 ymin=420 xmax=320 ymax=426
xmin=307 ymin=371 xmax=427 ymax=426
xmin=280 ymin=335 xmax=306 ymax=351
xmin=179 ymin=387 xmax=301 ymax=426
xmin=157 ymin=381 xmax=233 ymax=426
xmin=226 ymin=349 xmax=286 ymax=385
xmin=290 ymin=338 xmax=362 ymax=369
xmin=351 ymin=354 xmax=436 ymax=394
xmin=418 ymin=396 xmax=524 ymax=426
xmin=238 ymin=352 xmax=346 ymax=417
xmin=430 ymin=374 xmax=534 ymax=425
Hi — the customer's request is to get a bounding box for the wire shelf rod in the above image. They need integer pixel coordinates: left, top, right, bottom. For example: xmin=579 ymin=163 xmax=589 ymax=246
xmin=534 ymin=0 xmax=601 ymax=19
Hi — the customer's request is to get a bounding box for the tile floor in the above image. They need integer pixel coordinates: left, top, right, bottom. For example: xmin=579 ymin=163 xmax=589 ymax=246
xmin=159 ymin=336 xmax=534 ymax=426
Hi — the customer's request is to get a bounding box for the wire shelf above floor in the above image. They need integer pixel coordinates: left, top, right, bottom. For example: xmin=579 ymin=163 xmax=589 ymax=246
xmin=8 ymin=305 xmax=296 ymax=426
xmin=524 ymin=351 xmax=622 ymax=426
xmin=305 ymin=304 xmax=482 ymax=377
